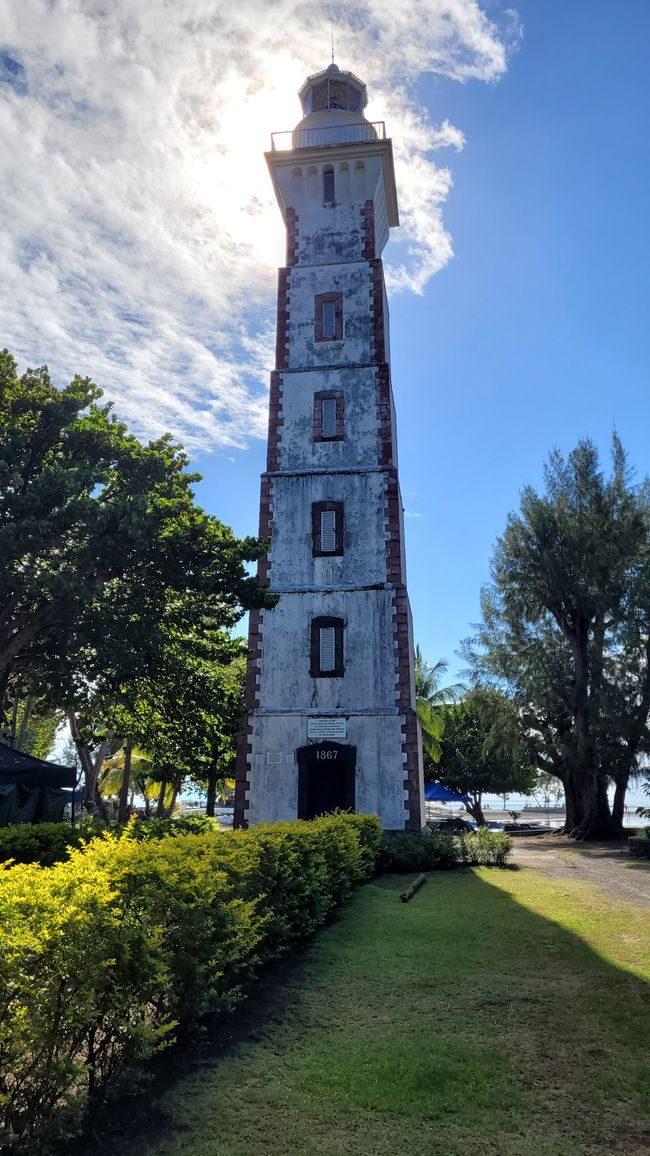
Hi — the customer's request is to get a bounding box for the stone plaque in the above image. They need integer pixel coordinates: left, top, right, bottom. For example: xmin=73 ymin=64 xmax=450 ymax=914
xmin=307 ymin=717 xmax=347 ymax=739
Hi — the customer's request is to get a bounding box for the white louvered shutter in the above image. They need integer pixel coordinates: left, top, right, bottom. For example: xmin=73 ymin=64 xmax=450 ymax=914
xmin=322 ymin=300 xmax=336 ymax=339
xmin=321 ymin=397 xmax=337 ymax=437
xmin=320 ymin=509 xmax=337 ymax=552
xmin=319 ymin=627 xmax=336 ymax=672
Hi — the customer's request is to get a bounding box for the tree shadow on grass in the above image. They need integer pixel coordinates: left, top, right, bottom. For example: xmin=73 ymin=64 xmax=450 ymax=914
xmin=65 ymin=869 xmax=650 ymax=1156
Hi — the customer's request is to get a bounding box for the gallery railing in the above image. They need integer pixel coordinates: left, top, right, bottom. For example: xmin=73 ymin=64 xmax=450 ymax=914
xmin=271 ymin=122 xmax=386 ymax=151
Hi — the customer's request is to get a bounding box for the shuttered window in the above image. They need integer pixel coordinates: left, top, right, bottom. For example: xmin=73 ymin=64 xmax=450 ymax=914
xmin=319 ymin=627 xmax=336 ymax=671
xmin=312 ymin=501 xmax=344 ymax=556
xmin=315 ymin=292 xmax=343 ymax=342
xmin=320 ymin=509 xmax=337 ymax=552
xmin=321 ymin=396 xmax=337 ymax=437
xmin=322 ymin=300 xmax=336 ymax=339
xmin=314 ymin=391 xmax=344 ymax=441
xmin=311 ymin=617 xmax=344 ymax=677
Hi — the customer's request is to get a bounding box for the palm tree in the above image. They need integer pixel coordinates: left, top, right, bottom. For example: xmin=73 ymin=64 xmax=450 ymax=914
xmin=98 ymin=745 xmax=152 ymax=815
xmin=414 ymin=647 xmax=465 ymax=765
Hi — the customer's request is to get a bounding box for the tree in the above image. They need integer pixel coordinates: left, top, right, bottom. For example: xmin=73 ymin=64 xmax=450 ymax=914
xmin=432 ymin=691 xmax=537 ymax=825
xmin=529 ymin=771 xmax=565 ymax=813
xmin=0 ymin=350 xmax=272 ymax=723
xmin=103 ymin=605 xmax=247 ymax=819
xmin=0 ymin=350 xmax=275 ymax=804
xmin=463 ymin=436 xmax=650 ymax=839
xmin=414 ymin=647 xmax=465 ymax=767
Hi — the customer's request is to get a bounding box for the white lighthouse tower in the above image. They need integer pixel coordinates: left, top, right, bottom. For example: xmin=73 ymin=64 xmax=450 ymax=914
xmin=235 ymin=64 xmax=424 ymax=830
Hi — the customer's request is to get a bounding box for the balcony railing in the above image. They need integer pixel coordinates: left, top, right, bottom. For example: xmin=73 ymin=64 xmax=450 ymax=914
xmin=271 ymin=121 xmax=386 ymax=151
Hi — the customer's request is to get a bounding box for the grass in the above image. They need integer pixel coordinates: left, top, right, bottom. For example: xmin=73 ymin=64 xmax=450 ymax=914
xmin=121 ymin=868 xmax=650 ymax=1156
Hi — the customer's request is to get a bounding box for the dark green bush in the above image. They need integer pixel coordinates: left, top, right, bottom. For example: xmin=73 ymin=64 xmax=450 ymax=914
xmin=378 ymin=826 xmax=514 ymax=872
xmin=127 ymin=814 xmax=222 ymax=840
xmin=0 ymin=819 xmax=105 ymax=866
xmin=457 ymin=826 xmax=513 ymax=866
xmin=378 ymin=829 xmax=457 ymax=873
xmin=628 ymin=836 xmax=650 ymax=859
xmin=0 ymin=812 xmax=380 ymax=1149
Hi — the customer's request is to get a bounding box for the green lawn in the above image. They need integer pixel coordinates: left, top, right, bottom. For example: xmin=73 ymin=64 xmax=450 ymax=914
xmin=138 ymin=868 xmax=650 ymax=1156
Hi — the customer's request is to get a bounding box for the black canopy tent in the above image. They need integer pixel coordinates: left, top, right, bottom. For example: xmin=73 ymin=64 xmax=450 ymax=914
xmin=0 ymin=741 xmax=76 ymax=826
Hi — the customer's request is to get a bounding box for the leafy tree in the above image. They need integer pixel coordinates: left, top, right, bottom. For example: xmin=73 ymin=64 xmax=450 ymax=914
xmin=0 ymin=350 xmax=272 ymax=719
xmin=432 ymin=691 xmax=537 ymax=825
xmin=0 ymin=687 xmax=60 ymax=758
xmin=529 ymin=771 xmax=565 ymax=813
xmin=463 ymin=436 xmax=650 ymax=839
xmin=414 ymin=647 xmax=464 ymax=767
xmin=0 ymin=350 xmax=275 ymax=804
xmin=104 ymin=607 xmax=247 ymax=820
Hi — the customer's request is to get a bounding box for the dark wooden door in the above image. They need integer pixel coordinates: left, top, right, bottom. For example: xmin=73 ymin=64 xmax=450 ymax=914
xmin=297 ymin=742 xmax=356 ymax=820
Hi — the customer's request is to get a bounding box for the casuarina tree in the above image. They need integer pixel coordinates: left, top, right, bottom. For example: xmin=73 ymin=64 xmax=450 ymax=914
xmin=464 ymin=436 xmax=650 ymax=839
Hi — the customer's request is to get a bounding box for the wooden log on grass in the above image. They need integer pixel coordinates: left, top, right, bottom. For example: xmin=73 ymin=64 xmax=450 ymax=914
xmin=400 ymin=873 xmax=427 ymax=903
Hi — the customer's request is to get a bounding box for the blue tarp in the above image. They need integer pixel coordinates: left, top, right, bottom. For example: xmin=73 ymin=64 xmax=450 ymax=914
xmin=424 ymin=782 xmax=471 ymax=804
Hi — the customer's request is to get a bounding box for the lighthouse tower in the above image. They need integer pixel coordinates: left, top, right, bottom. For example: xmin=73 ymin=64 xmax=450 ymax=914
xmin=235 ymin=64 xmax=424 ymax=830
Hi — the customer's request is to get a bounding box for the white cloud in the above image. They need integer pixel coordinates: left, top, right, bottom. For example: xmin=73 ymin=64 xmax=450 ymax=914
xmin=0 ymin=1 xmax=517 ymax=450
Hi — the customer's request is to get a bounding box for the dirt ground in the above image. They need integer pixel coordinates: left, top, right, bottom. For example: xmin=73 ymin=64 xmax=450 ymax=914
xmin=512 ymin=834 xmax=650 ymax=907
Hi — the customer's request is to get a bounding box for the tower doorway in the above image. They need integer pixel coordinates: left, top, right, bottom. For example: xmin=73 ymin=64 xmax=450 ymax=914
xmin=297 ymin=742 xmax=356 ymax=820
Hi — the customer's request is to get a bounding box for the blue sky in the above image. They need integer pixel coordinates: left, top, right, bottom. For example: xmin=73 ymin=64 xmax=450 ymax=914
xmin=2 ymin=1 xmax=649 ymax=685
xmin=192 ymin=1 xmax=650 ymax=677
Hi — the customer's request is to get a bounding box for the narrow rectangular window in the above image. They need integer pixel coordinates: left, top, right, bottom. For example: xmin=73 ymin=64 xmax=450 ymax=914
xmin=319 ymin=627 xmax=335 ymax=672
xmin=322 ymin=300 xmax=336 ymax=339
xmin=321 ymin=397 xmax=337 ymax=438
xmin=311 ymin=616 xmax=345 ymax=677
xmin=314 ymin=391 xmax=344 ymax=441
xmin=312 ymin=501 xmax=344 ymax=556
xmin=320 ymin=509 xmax=337 ymax=552
xmin=315 ymin=292 xmax=343 ymax=342
xmin=323 ymin=168 xmax=335 ymax=202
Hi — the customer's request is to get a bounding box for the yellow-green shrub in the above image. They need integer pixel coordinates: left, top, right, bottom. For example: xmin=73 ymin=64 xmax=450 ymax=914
xmin=0 ymin=813 xmax=380 ymax=1149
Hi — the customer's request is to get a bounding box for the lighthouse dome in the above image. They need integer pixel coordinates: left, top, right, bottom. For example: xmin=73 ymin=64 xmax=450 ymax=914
xmin=293 ymin=63 xmax=377 ymax=148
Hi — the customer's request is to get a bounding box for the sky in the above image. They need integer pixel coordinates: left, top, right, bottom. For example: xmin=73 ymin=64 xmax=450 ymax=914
xmin=1 ymin=0 xmax=649 ymax=693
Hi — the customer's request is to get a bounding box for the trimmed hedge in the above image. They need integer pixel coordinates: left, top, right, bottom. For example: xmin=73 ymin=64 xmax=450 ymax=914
xmin=0 ymin=814 xmax=223 ymax=867
xmin=0 ymin=812 xmax=381 ymax=1149
xmin=379 ymin=829 xmax=458 ymax=873
xmin=379 ymin=826 xmax=513 ymax=872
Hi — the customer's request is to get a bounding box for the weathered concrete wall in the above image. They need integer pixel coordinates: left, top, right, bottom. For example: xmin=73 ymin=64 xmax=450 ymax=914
xmin=268 ymin=472 xmax=389 ymax=588
xmin=285 ymin=260 xmax=377 ymax=369
xmin=237 ymin=111 xmax=423 ymax=832
xmin=277 ymin=367 xmax=385 ymax=471
xmin=255 ymin=588 xmax=398 ymax=711
xmin=274 ymin=157 xmax=389 ymax=262
xmin=246 ymin=712 xmax=408 ymax=829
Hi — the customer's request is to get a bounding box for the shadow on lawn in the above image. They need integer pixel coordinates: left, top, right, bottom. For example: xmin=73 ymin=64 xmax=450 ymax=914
xmin=65 ymin=869 xmax=650 ymax=1156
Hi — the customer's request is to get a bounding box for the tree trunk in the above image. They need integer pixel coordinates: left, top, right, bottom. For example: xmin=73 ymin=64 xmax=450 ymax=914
xmin=68 ymin=713 xmax=111 ymax=819
xmin=612 ymin=771 xmax=629 ymax=832
xmin=0 ymin=600 xmax=64 ymax=681
xmin=465 ymin=793 xmax=486 ymax=826
xmin=560 ymin=770 xmax=580 ymax=833
xmin=206 ymin=771 xmax=217 ymax=817
xmin=9 ymin=696 xmax=19 ymax=747
xmin=15 ymin=695 xmax=35 ymax=751
xmin=163 ymin=780 xmax=180 ymax=819
xmin=569 ymin=765 xmax=617 ymax=840
xmin=69 ymin=712 xmax=98 ymax=805
xmin=205 ymin=744 xmax=220 ymax=817
xmin=117 ymin=740 xmax=132 ymax=823
xmin=155 ymin=780 xmax=167 ymax=818
xmin=0 ymin=668 xmax=11 ymax=731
